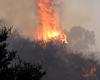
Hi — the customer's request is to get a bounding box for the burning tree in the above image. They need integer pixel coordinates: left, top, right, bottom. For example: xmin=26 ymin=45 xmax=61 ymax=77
xmin=34 ymin=0 xmax=68 ymax=44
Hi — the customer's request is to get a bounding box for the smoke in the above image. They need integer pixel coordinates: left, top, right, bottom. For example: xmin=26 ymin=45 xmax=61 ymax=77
xmin=0 ymin=0 xmax=99 ymax=79
xmin=0 ymin=0 xmax=38 ymax=37
xmin=0 ymin=0 xmax=100 ymax=51
xmin=6 ymin=27 xmax=99 ymax=80
xmin=67 ymin=26 xmax=95 ymax=52
xmin=61 ymin=0 xmax=100 ymax=51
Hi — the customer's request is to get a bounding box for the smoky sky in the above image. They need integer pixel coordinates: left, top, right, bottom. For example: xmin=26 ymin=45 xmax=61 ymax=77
xmin=0 ymin=0 xmax=100 ymax=51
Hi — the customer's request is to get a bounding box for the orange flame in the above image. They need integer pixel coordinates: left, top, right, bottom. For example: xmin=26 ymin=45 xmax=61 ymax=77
xmin=34 ymin=0 xmax=68 ymax=44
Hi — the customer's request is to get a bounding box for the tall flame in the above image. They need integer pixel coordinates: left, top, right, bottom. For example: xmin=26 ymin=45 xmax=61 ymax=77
xmin=34 ymin=0 xmax=68 ymax=44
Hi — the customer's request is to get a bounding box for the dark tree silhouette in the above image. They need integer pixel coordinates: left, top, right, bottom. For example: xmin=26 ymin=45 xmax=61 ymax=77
xmin=0 ymin=21 xmax=46 ymax=80
xmin=7 ymin=31 xmax=99 ymax=80
xmin=0 ymin=26 xmax=16 ymax=80
xmin=14 ymin=60 xmax=46 ymax=80
xmin=2 ymin=20 xmax=98 ymax=80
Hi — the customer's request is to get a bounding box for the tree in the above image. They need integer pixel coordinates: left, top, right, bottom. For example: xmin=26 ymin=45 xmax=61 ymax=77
xmin=14 ymin=59 xmax=46 ymax=80
xmin=0 ymin=26 xmax=16 ymax=80
xmin=0 ymin=22 xmax=46 ymax=80
xmin=7 ymin=30 xmax=98 ymax=80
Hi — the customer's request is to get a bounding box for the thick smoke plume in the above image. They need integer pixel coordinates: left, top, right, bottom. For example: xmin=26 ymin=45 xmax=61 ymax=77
xmin=7 ymin=27 xmax=98 ymax=80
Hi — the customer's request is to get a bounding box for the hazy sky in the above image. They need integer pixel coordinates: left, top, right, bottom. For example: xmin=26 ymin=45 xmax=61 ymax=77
xmin=0 ymin=0 xmax=100 ymax=51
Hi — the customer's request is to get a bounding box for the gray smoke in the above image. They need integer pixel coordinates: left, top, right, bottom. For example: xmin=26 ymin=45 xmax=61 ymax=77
xmin=6 ymin=26 xmax=98 ymax=80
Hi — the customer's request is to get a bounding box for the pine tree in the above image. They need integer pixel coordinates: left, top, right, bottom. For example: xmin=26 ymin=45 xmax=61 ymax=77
xmin=0 ymin=27 xmax=16 ymax=80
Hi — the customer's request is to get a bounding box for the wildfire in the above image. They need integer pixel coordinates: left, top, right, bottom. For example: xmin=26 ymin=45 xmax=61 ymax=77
xmin=82 ymin=65 xmax=96 ymax=80
xmin=34 ymin=0 xmax=68 ymax=44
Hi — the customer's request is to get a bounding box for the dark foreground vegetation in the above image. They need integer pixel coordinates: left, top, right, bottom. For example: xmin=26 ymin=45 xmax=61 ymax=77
xmin=0 ymin=21 xmax=100 ymax=80
xmin=0 ymin=26 xmax=45 ymax=80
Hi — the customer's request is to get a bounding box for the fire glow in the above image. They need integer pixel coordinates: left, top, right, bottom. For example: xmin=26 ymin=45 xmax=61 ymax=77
xmin=34 ymin=0 xmax=68 ymax=44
